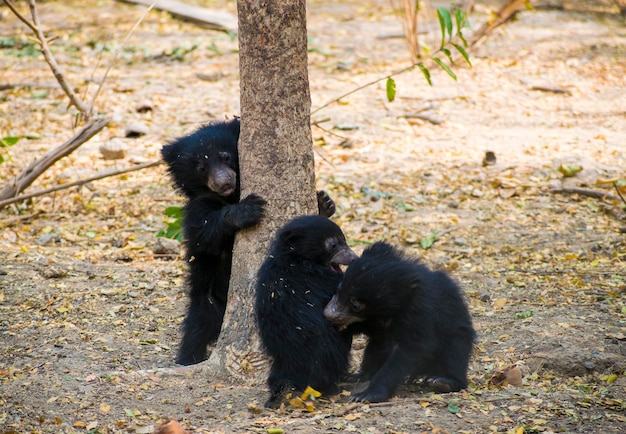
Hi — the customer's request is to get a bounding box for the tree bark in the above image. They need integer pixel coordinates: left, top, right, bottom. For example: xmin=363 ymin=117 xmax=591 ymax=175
xmin=205 ymin=0 xmax=316 ymax=383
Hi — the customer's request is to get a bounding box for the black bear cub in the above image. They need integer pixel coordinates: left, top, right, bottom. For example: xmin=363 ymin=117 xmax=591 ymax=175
xmin=162 ymin=118 xmax=338 ymax=366
xmin=161 ymin=118 xmax=266 ymax=365
xmin=324 ymin=241 xmax=475 ymax=403
xmin=255 ymin=215 xmax=358 ymax=408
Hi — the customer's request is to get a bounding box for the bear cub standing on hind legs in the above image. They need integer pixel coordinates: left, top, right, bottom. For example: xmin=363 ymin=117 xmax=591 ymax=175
xmin=324 ymin=241 xmax=476 ymax=403
xmin=255 ymin=215 xmax=359 ymax=408
xmin=162 ymin=118 xmax=337 ymax=366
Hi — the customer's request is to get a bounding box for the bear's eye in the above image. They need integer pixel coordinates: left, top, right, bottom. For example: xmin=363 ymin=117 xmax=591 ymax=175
xmin=349 ymin=297 xmax=365 ymax=313
xmin=325 ymin=238 xmax=338 ymax=252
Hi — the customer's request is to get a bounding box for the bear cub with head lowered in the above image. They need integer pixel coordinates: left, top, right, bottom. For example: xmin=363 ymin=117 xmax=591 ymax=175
xmin=324 ymin=241 xmax=476 ymax=403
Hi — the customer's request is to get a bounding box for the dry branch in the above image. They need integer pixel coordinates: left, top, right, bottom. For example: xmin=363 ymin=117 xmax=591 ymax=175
xmin=0 ymin=116 xmax=110 ymax=209
xmin=0 ymin=158 xmax=160 ymax=210
xmin=116 ymin=0 xmax=237 ymax=32
xmin=468 ymin=0 xmax=529 ymax=48
xmin=4 ymin=0 xmax=92 ymax=117
xmin=550 ymin=187 xmax=621 ymax=202
xmin=0 ymin=1 xmax=160 ymax=210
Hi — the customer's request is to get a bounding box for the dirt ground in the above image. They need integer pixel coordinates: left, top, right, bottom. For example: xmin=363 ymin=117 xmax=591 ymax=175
xmin=1 ymin=0 xmax=625 ymax=433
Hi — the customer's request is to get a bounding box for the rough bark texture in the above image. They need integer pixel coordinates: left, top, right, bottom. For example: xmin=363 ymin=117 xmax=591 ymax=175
xmin=205 ymin=0 xmax=316 ymax=383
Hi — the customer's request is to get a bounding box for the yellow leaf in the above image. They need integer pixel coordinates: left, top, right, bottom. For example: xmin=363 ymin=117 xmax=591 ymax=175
xmin=288 ymin=397 xmax=304 ymax=408
xmin=304 ymin=401 xmax=315 ymax=412
xmin=606 ymin=374 xmax=618 ymax=385
xmin=301 ymin=385 xmax=321 ymax=400
xmin=100 ymin=403 xmax=111 ymax=413
xmin=73 ymin=420 xmax=86 ymax=427
xmin=493 ymin=298 xmax=508 ymax=308
xmin=345 ymin=412 xmax=361 ymax=421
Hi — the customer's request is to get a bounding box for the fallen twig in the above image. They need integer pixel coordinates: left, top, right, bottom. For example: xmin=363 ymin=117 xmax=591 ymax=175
xmin=404 ymin=113 xmax=443 ymax=125
xmin=0 ymin=158 xmax=161 ymax=210
xmin=550 ymin=187 xmax=620 ymax=202
xmin=0 ymin=116 xmax=111 ymax=208
xmin=614 ymin=183 xmax=626 ymax=205
xmin=0 ymin=82 xmax=60 ymax=90
xmin=530 ymin=85 xmax=573 ymax=95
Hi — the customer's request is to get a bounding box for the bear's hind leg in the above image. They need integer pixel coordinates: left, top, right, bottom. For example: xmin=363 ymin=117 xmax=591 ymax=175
xmin=176 ymin=296 xmax=225 ymax=365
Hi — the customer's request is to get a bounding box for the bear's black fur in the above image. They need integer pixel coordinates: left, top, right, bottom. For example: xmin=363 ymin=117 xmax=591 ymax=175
xmin=255 ymin=215 xmax=359 ymax=408
xmin=324 ymin=241 xmax=475 ymax=403
xmin=162 ymin=118 xmax=339 ymax=366
xmin=161 ymin=118 xmax=266 ymax=365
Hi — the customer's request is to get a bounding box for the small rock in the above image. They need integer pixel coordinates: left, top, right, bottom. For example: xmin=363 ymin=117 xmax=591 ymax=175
xmin=479 ymin=292 xmax=491 ymax=303
xmin=36 ymin=233 xmax=55 ymax=246
xmin=482 ymin=150 xmax=496 ymax=166
xmin=153 ymin=237 xmax=180 ymax=255
xmin=40 ymin=266 xmax=67 ymax=279
xmin=124 ymin=122 xmax=150 ymax=138
xmin=135 ymin=100 xmax=154 ymax=113
xmin=584 ymin=361 xmax=595 ymax=370
xmin=99 ymin=139 xmax=128 ymax=160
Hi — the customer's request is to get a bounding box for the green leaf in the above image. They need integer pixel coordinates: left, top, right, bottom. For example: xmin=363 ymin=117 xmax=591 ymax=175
xmin=441 ymin=47 xmax=453 ymax=64
xmin=0 ymin=136 xmax=20 ymax=147
xmin=417 ymin=63 xmax=432 ymax=86
xmin=557 ymin=164 xmax=583 ymax=177
xmin=437 ymin=7 xmax=453 ymax=41
xmin=31 ymin=89 xmax=48 ymax=100
xmin=420 ymin=231 xmax=438 ymax=250
xmin=452 ymin=43 xmax=472 ymax=67
xmin=457 ymin=31 xmax=468 ymax=48
xmin=436 ymin=9 xmax=446 ymax=49
xmin=164 ymin=205 xmax=184 ymax=219
xmin=515 ymin=310 xmax=534 ymax=319
xmin=433 ymin=58 xmax=457 ymax=81
xmin=386 ymin=77 xmax=396 ymax=102
xmin=447 ymin=402 xmax=460 ymax=414
xmin=454 ymin=9 xmax=469 ymax=31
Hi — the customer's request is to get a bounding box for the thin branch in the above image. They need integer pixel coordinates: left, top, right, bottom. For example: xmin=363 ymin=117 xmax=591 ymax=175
xmin=26 ymin=0 xmax=91 ymax=117
xmin=311 ymin=62 xmax=417 ymax=116
xmin=614 ymin=183 xmax=626 ymax=205
xmin=550 ymin=187 xmax=620 ymax=202
xmin=3 ymin=0 xmax=38 ymax=34
xmin=0 ymin=116 xmax=111 ymax=206
xmin=312 ymin=0 xmax=528 ymax=116
xmin=0 ymin=82 xmax=60 ymax=90
xmin=88 ymin=1 xmax=158 ymax=113
xmin=0 ymin=159 xmax=162 ymax=210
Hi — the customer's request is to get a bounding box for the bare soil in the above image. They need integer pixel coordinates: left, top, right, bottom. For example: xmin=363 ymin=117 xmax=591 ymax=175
xmin=1 ymin=0 xmax=625 ymax=433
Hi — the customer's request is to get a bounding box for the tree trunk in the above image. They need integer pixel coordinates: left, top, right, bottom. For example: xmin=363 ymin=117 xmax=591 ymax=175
xmin=205 ymin=0 xmax=316 ymax=383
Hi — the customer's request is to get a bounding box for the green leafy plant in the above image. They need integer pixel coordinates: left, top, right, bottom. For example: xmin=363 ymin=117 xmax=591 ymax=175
xmin=311 ymin=7 xmax=471 ymax=116
xmin=0 ymin=136 xmax=20 ymax=164
xmin=157 ymin=206 xmax=184 ymax=241
xmin=387 ymin=7 xmax=471 ymax=94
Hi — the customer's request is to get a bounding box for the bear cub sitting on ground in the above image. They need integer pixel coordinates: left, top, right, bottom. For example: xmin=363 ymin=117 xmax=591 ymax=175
xmin=324 ymin=241 xmax=476 ymax=403
xmin=255 ymin=215 xmax=358 ymax=408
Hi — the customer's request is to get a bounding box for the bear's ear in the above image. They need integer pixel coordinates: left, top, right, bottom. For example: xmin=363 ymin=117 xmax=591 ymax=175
xmin=279 ymin=229 xmax=299 ymax=246
xmin=161 ymin=141 xmax=179 ymax=163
